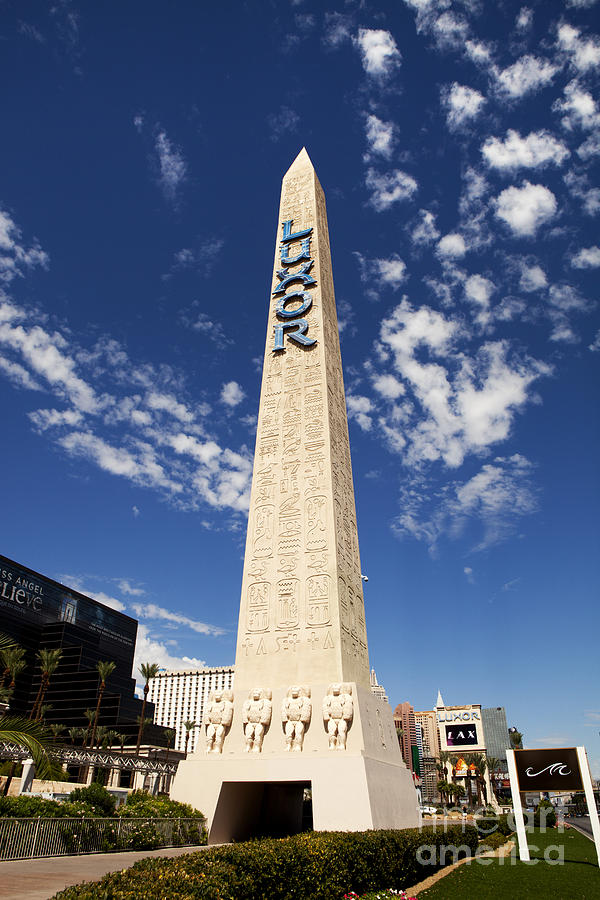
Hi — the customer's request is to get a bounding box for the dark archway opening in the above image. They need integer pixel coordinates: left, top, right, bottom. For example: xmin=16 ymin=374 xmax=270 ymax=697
xmin=209 ymin=780 xmax=312 ymax=844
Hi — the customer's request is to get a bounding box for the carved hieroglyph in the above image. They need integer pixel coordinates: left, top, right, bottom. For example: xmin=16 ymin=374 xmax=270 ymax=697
xmin=242 ymin=688 xmax=272 ymax=753
xmin=281 ymin=685 xmax=312 ymax=752
xmin=322 ymin=683 xmax=354 ymax=750
xmin=204 ymin=690 xmax=234 ymax=754
xmin=234 ymin=148 xmax=369 ymax=692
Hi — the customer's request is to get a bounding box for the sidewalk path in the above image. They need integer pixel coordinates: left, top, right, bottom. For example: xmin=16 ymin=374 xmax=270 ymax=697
xmin=0 ymin=845 xmax=208 ymax=900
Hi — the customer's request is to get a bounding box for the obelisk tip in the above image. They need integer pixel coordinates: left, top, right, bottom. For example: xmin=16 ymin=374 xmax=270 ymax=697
xmin=284 ymin=146 xmax=314 ymax=176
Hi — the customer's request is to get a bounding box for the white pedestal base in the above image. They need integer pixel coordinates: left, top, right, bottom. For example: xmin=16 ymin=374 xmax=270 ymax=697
xmin=171 ymin=685 xmax=420 ymax=842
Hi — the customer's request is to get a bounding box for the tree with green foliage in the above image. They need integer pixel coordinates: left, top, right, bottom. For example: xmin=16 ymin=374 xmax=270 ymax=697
xmin=136 ymin=662 xmax=159 ymax=755
xmin=1 ymin=643 xmax=25 ymax=689
xmin=90 ymin=660 xmax=116 ymax=748
xmin=183 ymin=720 xmax=196 ymax=755
xmin=31 ymin=648 xmax=62 ymax=721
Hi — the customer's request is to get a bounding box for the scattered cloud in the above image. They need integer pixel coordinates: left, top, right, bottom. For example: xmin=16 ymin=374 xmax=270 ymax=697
xmin=346 ymin=394 xmax=373 ymax=431
xmin=394 ymin=454 xmax=538 ymax=553
xmin=494 ymin=181 xmax=558 ymax=236
xmin=154 ymin=130 xmax=187 ymax=203
xmin=133 ymin=624 xmax=207 ymax=681
xmin=411 ymin=210 xmax=440 ymax=246
xmin=364 ymin=114 xmax=396 ymax=161
xmin=437 ymin=233 xmax=466 ymax=259
xmin=220 ymin=380 xmax=245 ymax=407
xmin=354 ymin=252 xmax=407 ymax=300
xmin=376 ymin=300 xmax=552 ymax=468
xmin=168 ymin=239 xmax=224 ymax=277
xmin=482 ymin=130 xmax=569 ymax=171
xmin=495 ymin=55 xmax=558 ymax=100
xmin=557 ymin=23 xmax=600 ymax=74
xmin=571 ymin=245 xmax=600 ymax=268
xmin=0 ymin=208 xmax=49 ymax=283
xmin=366 ymin=168 xmax=418 ymax=211
xmin=131 ymin=601 xmax=224 ymax=636
xmin=554 ymin=81 xmax=600 ymax=131
xmin=355 ymin=28 xmax=401 ymax=79
xmin=322 ymin=12 xmax=353 ymax=48
xmin=267 ymin=105 xmax=300 ymax=142
xmin=442 ymin=83 xmax=485 ymax=129
xmin=519 ymin=263 xmax=547 ymax=291
xmin=118 ymin=579 xmax=145 ymax=597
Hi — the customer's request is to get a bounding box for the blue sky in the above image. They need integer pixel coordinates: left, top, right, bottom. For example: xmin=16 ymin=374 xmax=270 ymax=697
xmin=1 ymin=1 xmax=599 ymax=772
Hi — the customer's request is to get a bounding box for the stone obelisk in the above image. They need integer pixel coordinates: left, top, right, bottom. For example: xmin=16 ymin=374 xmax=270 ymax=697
xmin=171 ymin=150 xmax=419 ymax=841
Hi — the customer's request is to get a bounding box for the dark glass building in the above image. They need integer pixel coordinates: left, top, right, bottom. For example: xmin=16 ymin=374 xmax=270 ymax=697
xmin=0 ymin=554 xmax=165 ymax=745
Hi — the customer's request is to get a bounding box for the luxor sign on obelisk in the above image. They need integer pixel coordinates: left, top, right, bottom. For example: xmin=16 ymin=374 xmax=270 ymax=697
xmin=171 ymin=149 xmax=419 ymax=842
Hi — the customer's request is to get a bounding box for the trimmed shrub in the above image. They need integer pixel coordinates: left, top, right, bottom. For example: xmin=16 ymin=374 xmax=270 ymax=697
xmin=68 ymin=783 xmax=116 ymax=816
xmin=117 ymin=790 xmax=204 ymax=821
xmin=475 ymin=814 xmax=513 ymax=837
xmin=52 ymin=824 xmax=479 ymax=900
xmin=479 ymin=830 xmax=511 ymax=851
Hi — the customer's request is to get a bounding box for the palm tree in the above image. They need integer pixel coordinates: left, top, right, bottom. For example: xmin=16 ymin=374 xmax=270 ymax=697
xmin=82 ymin=708 xmax=96 ymax=748
xmin=90 ymin=660 xmax=116 ymax=748
xmin=68 ymin=727 xmax=81 ymax=746
xmin=163 ymin=727 xmax=176 ymax=764
xmin=473 ymin=753 xmax=488 ymax=806
xmin=0 ymin=634 xmax=52 ymax=796
xmin=509 ymin=729 xmax=523 ymax=750
xmin=1 ymin=644 xmax=25 ymax=688
xmin=32 ymin=648 xmax=62 ymax=721
xmin=135 ymin=714 xmax=153 ymax=751
xmin=135 ymin=662 xmax=159 ymax=755
xmin=486 ymin=756 xmax=501 ymax=801
xmin=183 ymin=720 xmax=196 ymax=755
xmin=49 ymin=723 xmax=65 ymax=743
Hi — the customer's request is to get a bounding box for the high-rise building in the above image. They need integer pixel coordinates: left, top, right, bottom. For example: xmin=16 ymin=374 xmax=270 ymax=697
xmin=148 ymin=667 xmax=234 ymax=753
xmin=0 ymin=554 xmax=161 ymax=744
xmin=369 ymin=668 xmax=388 ymax=703
xmin=393 ymin=702 xmax=418 ymax=773
xmin=172 ymin=150 xmax=419 ymax=841
xmin=415 ymin=709 xmax=441 ymax=801
xmin=481 ymin=707 xmax=511 ymax=762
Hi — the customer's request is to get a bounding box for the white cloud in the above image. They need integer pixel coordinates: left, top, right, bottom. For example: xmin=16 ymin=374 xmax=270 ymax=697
xmin=118 ymin=579 xmax=145 ymax=597
xmin=131 ymin=602 xmax=224 ymax=636
xmin=377 ymin=300 xmax=551 ymax=468
xmin=557 ymin=23 xmax=600 ymax=73
xmin=590 ymin=329 xmax=600 ymax=351
xmin=571 ymin=246 xmax=600 ymax=268
xmin=267 ymin=106 xmax=300 ymax=142
xmin=170 ymin=239 xmax=224 ymax=277
xmin=411 ymin=210 xmax=440 ymax=246
xmin=494 ymin=181 xmax=557 ymax=236
xmin=322 ymin=12 xmax=353 ymax=47
xmin=520 ymin=264 xmax=547 ymax=291
xmin=355 ymin=252 xmax=407 ymax=298
xmin=364 ymin=114 xmax=396 ymax=160
xmin=155 ymin=130 xmax=187 ymax=202
xmin=0 ymin=303 xmax=100 ymax=414
xmin=220 ymin=380 xmax=245 ymax=407
xmin=577 ymin=133 xmax=600 ymax=159
xmin=464 ymin=566 xmax=474 ymax=583
xmin=516 ymin=7 xmax=533 ymax=31
xmin=443 ymin=83 xmax=485 ymax=129
xmin=464 ymin=40 xmax=493 ymax=66
xmin=554 ymin=81 xmax=600 ymax=131
xmin=146 ymin=391 xmax=194 ymax=423
xmin=464 ymin=274 xmax=495 ymax=323
xmin=372 ymin=373 xmax=405 ymax=400
xmin=432 ymin=11 xmax=469 ymax=49
xmin=366 ymin=169 xmax=418 ymax=211
xmin=566 ymin=0 xmax=598 ymax=6
xmin=355 ymin=28 xmax=401 ymax=78
xmin=0 ymin=357 xmax=43 ymax=391
xmin=133 ymin=624 xmax=207 ymax=682
xmin=132 ymin=505 xmax=140 ymax=517
xmin=495 ymin=55 xmax=558 ymax=99
xmin=346 ymin=394 xmax=373 ymax=431
xmin=482 ymin=130 xmax=569 ymax=171
xmin=0 ymin=208 xmax=49 ymax=283
xmin=437 ymin=233 xmax=466 ymax=258
xmin=394 ymin=454 xmax=538 ymax=552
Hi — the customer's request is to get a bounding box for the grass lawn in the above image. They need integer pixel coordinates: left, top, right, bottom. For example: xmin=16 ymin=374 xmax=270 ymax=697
xmin=411 ymin=827 xmax=599 ymax=899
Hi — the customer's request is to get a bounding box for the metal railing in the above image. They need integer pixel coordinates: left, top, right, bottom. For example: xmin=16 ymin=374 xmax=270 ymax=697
xmin=0 ymin=817 xmax=205 ymax=860
xmin=0 ymin=742 xmax=179 ymax=775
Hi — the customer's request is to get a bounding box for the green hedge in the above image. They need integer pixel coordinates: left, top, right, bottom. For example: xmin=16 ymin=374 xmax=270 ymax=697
xmin=474 ymin=814 xmax=513 ymax=837
xmin=52 ymin=825 xmax=479 ymax=900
